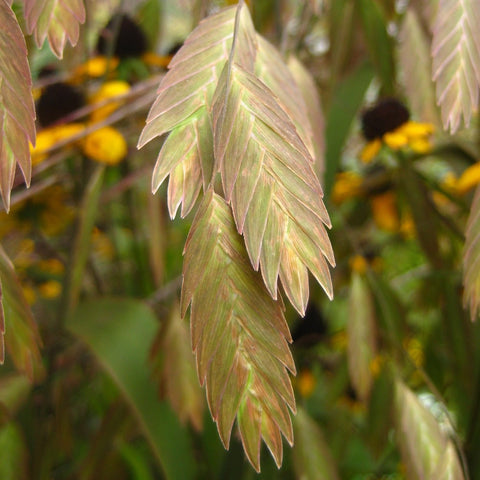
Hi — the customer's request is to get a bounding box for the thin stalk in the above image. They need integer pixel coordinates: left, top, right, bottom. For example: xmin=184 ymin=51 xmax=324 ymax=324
xmin=57 ymin=165 xmax=105 ymax=327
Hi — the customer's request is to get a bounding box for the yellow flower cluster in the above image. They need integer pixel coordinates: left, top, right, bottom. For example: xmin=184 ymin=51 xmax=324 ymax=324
xmin=31 ymin=79 xmax=130 ymax=166
xmin=349 ymin=255 xmax=383 ymax=274
xmin=361 ymin=121 xmax=434 ymax=163
xmin=31 ymin=123 xmax=85 ymax=165
xmin=331 ymin=171 xmax=363 ymax=204
xmin=296 ymin=369 xmax=316 ymax=398
xmin=82 ymin=127 xmax=127 ymax=165
xmin=72 ymin=56 xmax=119 ymax=81
xmin=88 ymin=80 xmax=131 ymax=123
xmin=442 ymin=162 xmax=480 ymax=196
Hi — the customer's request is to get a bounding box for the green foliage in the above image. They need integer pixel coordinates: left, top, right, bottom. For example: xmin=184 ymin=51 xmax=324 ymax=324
xmin=67 ymin=298 xmax=196 ymax=480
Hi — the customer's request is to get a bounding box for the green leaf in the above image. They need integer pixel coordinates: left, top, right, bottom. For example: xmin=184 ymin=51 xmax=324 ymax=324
xmin=324 ymin=62 xmax=374 ymax=198
xmin=0 ymin=373 xmax=31 ymax=416
xmin=117 ymin=441 xmax=155 ymax=480
xmin=138 ymin=0 xmax=162 ymax=50
xmin=61 ymin=165 xmax=105 ymax=316
xmin=394 ymin=379 xmax=465 ymax=480
xmin=292 ymin=407 xmax=340 ymax=480
xmin=463 ymin=185 xmax=480 ymax=320
xmin=432 ymin=0 xmax=480 ymax=132
xmin=150 ymin=303 xmax=205 ymax=431
xmin=66 ymin=298 xmax=196 ymax=480
xmin=138 ymin=4 xmax=255 ymax=218
xmin=23 ymin=0 xmax=86 ymax=58
xmin=0 ymin=245 xmax=43 ymax=381
xmin=328 ymin=0 xmax=355 ymax=83
xmin=347 ymin=272 xmax=377 ymax=401
xmin=366 ymin=366 xmax=394 ymax=456
xmin=0 ymin=0 xmax=35 ymax=211
xmin=366 ymin=270 xmax=404 ymax=345
xmin=399 ymin=8 xmax=441 ymax=126
xmin=181 ymin=191 xmax=296 ymax=472
xmin=357 ymin=0 xmax=395 ymax=93
xmin=212 ymin=61 xmax=334 ymax=315
xmin=0 ymin=422 xmax=28 ymax=480
xmin=0 ymin=274 xmax=3 ymax=364
xmin=399 ymin=162 xmax=443 ymax=269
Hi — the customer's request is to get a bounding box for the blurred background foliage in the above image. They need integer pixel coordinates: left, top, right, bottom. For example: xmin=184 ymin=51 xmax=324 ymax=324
xmin=1 ymin=0 xmax=480 ymax=478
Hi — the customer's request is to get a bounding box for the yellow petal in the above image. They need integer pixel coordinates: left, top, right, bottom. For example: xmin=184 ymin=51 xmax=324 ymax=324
xmin=398 ymin=121 xmax=435 ymax=138
xmin=89 ymin=80 xmax=130 ymax=104
xmin=399 ymin=212 xmax=416 ymax=239
xmin=82 ymin=127 xmax=127 ymax=165
xmin=360 ymin=138 xmax=382 ymax=163
xmin=296 ymin=369 xmax=316 ymax=398
xmin=51 ymin=123 xmax=85 ymax=141
xmin=408 ymin=137 xmax=432 ymax=154
xmin=30 ymin=130 xmax=57 ymax=165
xmin=89 ymin=81 xmax=131 ymax=122
xmin=332 ymin=171 xmax=363 ymax=204
xmin=38 ymin=258 xmax=65 ymax=275
xmin=72 ymin=56 xmax=119 ymax=80
xmin=349 ymin=255 xmax=368 ymax=274
xmin=456 ymin=162 xmax=480 ymax=195
xmin=370 ymin=191 xmax=400 ymax=232
xmin=369 ymin=355 xmax=384 ymax=377
xmin=141 ymin=52 xmax=173 ymax=68
xmin=383 ymin=131 xmax=408 ymax=150
xmin=31 ymin=124 xmax=86 ymax=165
xmin=39 ymin=280 xmax=62 ymax=299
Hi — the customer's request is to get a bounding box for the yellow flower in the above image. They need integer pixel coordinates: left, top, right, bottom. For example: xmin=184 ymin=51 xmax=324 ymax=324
xmin=38 ymin=258 xmax=64 ymax=275
xmin=72 ymin=56 xmax=119 ymax=81
xmin=349 ymin=255 xmax=368 ymax=274
xmin=399 ymin=211 xmax=416 ymax=239
xmin=14 ymin=239 xmax=35 ymax=270
xmin=39 ymin=280 xmax=62 ymax=299
xmin=369 ymin=355 xmax=384 ymax=377
xmin=408 ymin=137 xmax=432 ymax=154
xmin=360 ymin=98 xmax=434 ymax=163
xmin=349 ymin=255 xmax=382 ymax=275
xmin=370 ymin=191 xmax=400 ymax=232
xmin=296 ymin=369 xmax=316 ymax=398
xmin=89 ymin=80 xmax=131 ymax=123
xmin=30 ymin=123 xmax=85 ymax=165
xmin=91 ymin=228 xmax=115 ymax=260
xmin=455 ymin=162 xmax=480 ymax=195
xmin=332 ymin=171 xmax=363 ymax=203
xmin=30 ymin=130 xmax=57 ymax=165
xmin=82 ymin=127 xmax=127 ymax=165
xmin=439 ymin=164 xmax=480 ymax=196
xmin=141 ymin=52 xmax=173 ymax=68
xmin=360 ymin=138 xmax=382 ymax=163
xmin=383 ymin=131 xmax=408 ymax=149
xmin=399 ymin=121 xmax=435 ymax=137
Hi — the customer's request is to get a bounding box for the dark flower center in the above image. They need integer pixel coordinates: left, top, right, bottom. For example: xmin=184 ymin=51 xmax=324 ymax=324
xmin=97 ymin=14 xmax=148 ymax=59
xmin=361 ymin=98 xmax=410 ymax=141
xmin=37 ymin=83 xmax=85 ymax=127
